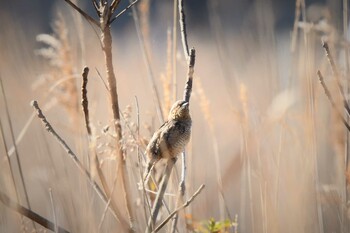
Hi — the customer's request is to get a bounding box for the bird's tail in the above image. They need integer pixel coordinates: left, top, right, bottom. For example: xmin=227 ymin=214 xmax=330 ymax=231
xmin=143 ymin=160 xmax=156 ymax=184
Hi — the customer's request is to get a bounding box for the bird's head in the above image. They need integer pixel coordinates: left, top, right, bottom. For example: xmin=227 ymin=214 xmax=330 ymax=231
xmin=168 ymin=100 xmax=191 ymax=121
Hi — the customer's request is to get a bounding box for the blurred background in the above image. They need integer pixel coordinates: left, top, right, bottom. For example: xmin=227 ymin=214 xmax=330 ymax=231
xmin=1 ymin=0 xmax=350 ymax=232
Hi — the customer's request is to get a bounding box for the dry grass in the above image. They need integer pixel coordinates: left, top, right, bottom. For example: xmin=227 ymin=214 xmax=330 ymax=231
xmin=1 ymin=0 xmax=350 ymax=233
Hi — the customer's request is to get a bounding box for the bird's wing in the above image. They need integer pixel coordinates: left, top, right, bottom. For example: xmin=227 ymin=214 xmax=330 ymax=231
xmin=146 ymin=120 xmax=170 ymax=158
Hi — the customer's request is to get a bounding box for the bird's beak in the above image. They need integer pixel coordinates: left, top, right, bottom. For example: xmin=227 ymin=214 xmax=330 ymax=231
xmin=182 ymin=102 xmax=189 ymax=108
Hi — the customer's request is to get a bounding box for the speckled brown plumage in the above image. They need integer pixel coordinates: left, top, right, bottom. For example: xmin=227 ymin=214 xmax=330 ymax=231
xmin=144 ymin=100 xmax=191 ymax=181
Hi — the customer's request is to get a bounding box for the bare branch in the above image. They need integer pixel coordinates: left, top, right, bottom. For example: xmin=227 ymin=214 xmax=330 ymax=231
xmin=153 ymin=184 xmax=205 ymax=233
xmin=62 ymin=0 xmax=99 ymax=27
xmin=110 ymin=0 xmax=140 ymax=24
xmin=317 ymin=70 xmax=350 ymax=131
xmin=0 ymin=190 xmax=70 ymax=233
xmin=30 ymin=100 xmax=126 ymax=225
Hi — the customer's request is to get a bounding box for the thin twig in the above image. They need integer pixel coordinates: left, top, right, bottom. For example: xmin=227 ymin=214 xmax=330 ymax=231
xmin=0 ymin=190 xmax=70 ymax=233
xmin=81 ymin=67 xmax=91 ymax=135
xmin=30 ymin=100 xmax=126 ymax=225
xmin=153 ymin=184 xmax=205 ymax=233
xmin=110 ymin=0 xmax=140 ymax=24
xmin=317 ymin=70 xmax=350 ymax=131
xmin=322 ymin=41 xmax=350 ymax=117
xmin=95 ymin=68 xmax=109 ymax=91
xmin=48 ymin=188 xmax=58 ymax=233
xmin=7 ymin=98 xmax=58 ymax=157
xmin=62 ymin=0 xmax=99 ymax=26
xmin=178 ymin=0 xmax=189 ymax=60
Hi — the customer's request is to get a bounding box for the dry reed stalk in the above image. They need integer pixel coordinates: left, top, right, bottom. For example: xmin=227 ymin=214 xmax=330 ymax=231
xmin=48 ymin=188 xmax=58 ymax=233
xmin=207 ymin=0 xmax=236 ymax=102
xmin=343 ymin=0 xmax=350 ymax=231
xmin=195 ymin=79 xmax=229 ymax=222
xmin=0 ymin=78 xmax=37 ymax=233
xmin=98 ymin=161 xmax=120 ymax=232
xmin=100 ymin=7 xmax=135 ymax=232
xmin=0 ymin=190 xmax=70 ymax=233
xmin=154 ymin=184 xmax=205 ymax=233
xmin=238 ymin=83 xmax=255 ymax=232
xmin=146 ymin=158 xmax=177 ymax=232
xmin=291 ymin=0 xmax=301 ymax=52
xmin=291 ymin=0 xmax=307 ymax=52
xmin=135 ymin=96 xmax=153 ymax=226
xmin=138 ymin=0 xmax=151 ymax=61
xmin=170 ymin=151 xmax=186 ymax=233
xmin=129 ymin=0 xmax=164 ymax=123
xmin=305 ymin=34 xmax=324 ymax=233
xmin=0 ymin=115 xmax=28 ymax=231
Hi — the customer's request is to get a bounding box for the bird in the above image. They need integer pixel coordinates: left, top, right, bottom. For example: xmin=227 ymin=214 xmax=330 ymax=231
xmin=143 ymin=100 xmax=192 ymax=182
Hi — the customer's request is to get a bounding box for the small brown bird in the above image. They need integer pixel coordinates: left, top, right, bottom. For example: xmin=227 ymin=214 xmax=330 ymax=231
xmin=144 ymin=100 xmax=192 ymax=181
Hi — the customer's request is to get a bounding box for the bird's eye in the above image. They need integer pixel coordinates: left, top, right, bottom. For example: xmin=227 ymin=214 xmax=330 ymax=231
xmin=180 ymin=102 xmax=189 ymax=107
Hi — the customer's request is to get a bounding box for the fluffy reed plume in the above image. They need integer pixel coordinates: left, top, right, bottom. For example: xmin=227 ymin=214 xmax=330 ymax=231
xmin=35 ymin=13 xmax=79 ymax=123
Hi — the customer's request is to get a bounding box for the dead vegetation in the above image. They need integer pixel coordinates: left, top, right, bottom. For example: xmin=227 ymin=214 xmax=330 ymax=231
xmin=2 ymin=0 xmax=350 ymax=233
